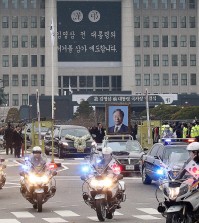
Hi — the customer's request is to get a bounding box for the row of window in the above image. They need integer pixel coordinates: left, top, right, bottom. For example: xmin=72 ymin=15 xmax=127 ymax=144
xmin=134 ymin=16 xmax=196 ymax=29
xmin=135 ymin=35 xmax=197 ymax=47
xmin=3 ymin=93 xmax=29 ymax=106
xmin=2 ymin=35 xmax=45 ymax=48
xmin=1 ymin=16 xmax=45 ymax=28
xmin=135 ymin=54 xmax=196 ymax=67
xmin=2 ymin=74 xmax=45 ymax=87
xmin=2 ymin=55 xmax=45 ymax=67
xmin=1 ymin=0 xmax=45 ymax=9
xmin=135 ymin=73 xmax=196 ymax=86
xmin=133 ymin=0 xmax=196 ymax=10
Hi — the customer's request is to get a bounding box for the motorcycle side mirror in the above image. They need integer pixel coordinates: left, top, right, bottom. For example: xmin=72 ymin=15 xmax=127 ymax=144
xmin=2 ymin=164 xmax=6 ymax=169
xmin=117 ymin=174 xmax=123 ymax=181
xmin=80 ymin=175 xmax=86 ymax=181
xmin=0 ymin=158 xmax=5 ymax=162
xmin=19 ymin=172 xmax=25 ymax=176
xmin=52 ymin=170 xmax=57 ymax=176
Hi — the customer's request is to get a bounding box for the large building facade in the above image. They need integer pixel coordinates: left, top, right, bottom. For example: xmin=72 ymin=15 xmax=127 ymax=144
xmin=0 ymin=0 xmax=198 ymax=109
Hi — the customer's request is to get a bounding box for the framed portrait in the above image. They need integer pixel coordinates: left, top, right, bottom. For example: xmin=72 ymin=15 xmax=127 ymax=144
xmin=105 ymin=104 xmax=131 ymax=135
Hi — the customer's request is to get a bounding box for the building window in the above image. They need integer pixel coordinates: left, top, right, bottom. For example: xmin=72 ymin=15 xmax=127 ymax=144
xmin=135 ymin=74 xmax=141 ymax=86
xmin=143 ymin=35 xmax=150 ymax=47
xmin=21 ymin=0 xmax=28 ymax=9
xmin=153 ymin=74 xmax=159 ymax=86
xmin=12 ymin=16 xmax=18 ymax=28
xmin=181 ymin=54 xmax=187 ymax=66
xmin=30 ymin=0 xmax=36 ymax=8
xmin=21 ymin=55 xmax=28 ymax=67
xmin=152 ymin=0 xmax=158 ymax=9
xmin=21 ymin=35 xmax=28 ymax=48
xmin=162 ymin=16 xmax=168 ymax=28
xmin=153 ymin=55 xmax=159 ymax=66
xmin=40 ymin=0 xmax=45 ymax=9
xmin=190 ymin=35 xmax=196 ymax=47
xmin=41 ymin=74 xmax=45 ymax=86
xmin=111 ymin=76 xmax=121 ymax=91
xmin=3 ymin=75 xmax=9 ymax=87
xmin=79 ymin=76 xmax=93 ymax=88
xmin=2 ymin=55 xmax=9 ymax=67
xmin=2 ymin=35 xmax=9 ymax=48
xmin=171 ymin=16 xmax=177 ymax=28
xmin=31 ymin=16 xmax=37 ymax=28
xmin=189 ymin=0 xmax=196 ymax=9
xmin=190 ymin=73 xmax=196 ymax=85
xmin=4 ymin=94 xmax=9 ymax=106
xmin=163 ymin=73 xmax=169 ymax=86
xmin=12 ymin=55 xmax=18 ymax=67
xmin=162 ymin=54 xmax=169 ymax=66
xmin=171 ymin=35 xmax=177 ymax=47
xmin=12 ymin=35 xmax=18 ymax=48
xmin=181 ymin=73 xmax=187 ymax=85
xmin=143 ymin=0 xmax=149 ymax=9
xmin=144 ymin=74 xmax=150 ymax=86
xmin=2 ymin=0 xmax=8 ymax=8
xmin=180 ymin=35 xmax=187 ymax=47
xmin=12 ymin=75 xmax=18 ymax=86
xmin=96 ymin=76 xmax=109 ymax=89
xmin=12 ymin=94 xmax=19 ymax=106
xmin=21 ymin=16 xmax=28 ymax=28
xmin=143 ymin=17 xmax=150 ymax=28
xmin=172 ymin=73 xmax=178 ymax=86
xmin=31 ymin=74 xmax=37 ymax=86
xmin=134 ymin=35 xmax=140 ymax=47
xmin=31 ymin=36 xmax=37 ymax=48
xmin=189 ymin=16 xmax=196 ymax=28
xmin=190 ymin=54 xmax=196 ymax=66
xmin=153 ymin=35 xmax=159 ymax=47
xmin=134 ymin=16 xmax=140 ymax=28
xmin=180 ymin=16 xmax=186 ymax=28
xmin=162 ymin=35 xmax=168 ymax=47
xmin=40 ymin=16 xmax=45 ymax=28
xmin=31 ymin=55 xmax=37 ymax=67
xmin=172 ymin=55 xmax=178 ymax=66
xmin=40 ymin=55 xmax=45 ymax=67
xmin=161 ymin=0 xmax=168 ymax=9
xmin=22 ymin=74 xmax=28 ymax=86
xmin=11 ymin=0 xmax=18 ymax=9
xmin=22 ymin=94 xmax=28 ymax=105
xmin=190 ymin=74 xmax=196 ymax=85
xmin=171 ymin=0 xmax=177 ymax=9
xmin=135 ymin=55 xmax=141 ymax=67
xmin=153 ymin=16 xmax=159 ymax=28
xmin=144 ymin=55 xmax=150 ymax=66
xmin=179 ymin=0 xmax=186 ymax=9
xmin=40 ymin=36 xmax=45 ymax=47
xmin=2 ymin=16 xmax=9 ymax=28
xmin=133 ymin=0 xmax=140 ymax=9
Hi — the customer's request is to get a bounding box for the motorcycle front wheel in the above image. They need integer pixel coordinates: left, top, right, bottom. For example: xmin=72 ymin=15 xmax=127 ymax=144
xmin=96 ymin=199 xmax=106 ymax=222
xmin=166 ymin=213 xmax=192 ymax=223
xmin=37 ymin=193 xmax=43 ymax=212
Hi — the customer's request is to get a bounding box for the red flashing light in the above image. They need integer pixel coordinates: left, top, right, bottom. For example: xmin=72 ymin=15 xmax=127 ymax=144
xmin=112 ymin=164 xmax=121 ymax=174
xmin=48 ymin=163 xmax=58 ymax=170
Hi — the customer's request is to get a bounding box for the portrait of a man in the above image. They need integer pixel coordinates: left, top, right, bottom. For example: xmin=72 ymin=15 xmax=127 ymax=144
xmin=107 ymin=105 xmax=130 ymax=134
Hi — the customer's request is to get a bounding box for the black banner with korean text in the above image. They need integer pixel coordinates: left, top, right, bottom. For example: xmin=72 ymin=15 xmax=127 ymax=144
xmin=57 ymin=1 xmax=121 ymax=62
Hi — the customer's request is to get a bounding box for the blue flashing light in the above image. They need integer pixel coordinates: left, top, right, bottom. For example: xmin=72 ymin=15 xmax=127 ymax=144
xmin=21 ymin=164 xmax=30 ymax=172
xmin=96 ymin=158 xmax=102 ymax=164
xmin=165 ymin=139 xmax=171 ymax=142
xmin=82 ymin=165 xmax=90 ymax=173
xmin=156 ymin=168 xmax=164 ymax=175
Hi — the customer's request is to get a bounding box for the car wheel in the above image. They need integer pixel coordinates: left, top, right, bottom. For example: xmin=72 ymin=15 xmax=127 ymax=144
xmin=142 ymin=166 xmax=152 ymax=185
xmin=58 ymin=148 xmax=63 ymax=159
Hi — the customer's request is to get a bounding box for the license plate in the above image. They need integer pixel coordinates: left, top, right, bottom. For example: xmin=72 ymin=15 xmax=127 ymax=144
xmin=95 ymin=194 xmax=105 ymax=199
xmin=35 ymin=188 xmax=44 ymax=193
xmin=126 ymin=165 xmax=134 ymax=170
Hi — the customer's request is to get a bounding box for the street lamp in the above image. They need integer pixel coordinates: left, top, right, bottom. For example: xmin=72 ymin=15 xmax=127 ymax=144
xmin=29 ymin=104 xmax=32 ymax=123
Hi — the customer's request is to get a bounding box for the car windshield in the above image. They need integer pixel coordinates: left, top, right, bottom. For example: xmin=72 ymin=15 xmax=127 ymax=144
xmin=105 ymin=140 xmax=141 ymax=153
xmin=163 ymin=146 xmax=189 ymax=164
xmin=61 ymin=128 xmax=90 ymax=137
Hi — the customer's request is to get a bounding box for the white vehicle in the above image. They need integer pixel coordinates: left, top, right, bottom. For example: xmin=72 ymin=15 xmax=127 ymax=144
xmin=156 ymin=152 xmax=199 ymax=223
xmin=81 ymin=155 xmax=126 ymax=221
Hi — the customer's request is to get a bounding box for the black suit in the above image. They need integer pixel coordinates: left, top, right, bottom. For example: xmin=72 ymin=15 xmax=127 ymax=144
xmin=108 ymin=124 xmax=129 ymax=134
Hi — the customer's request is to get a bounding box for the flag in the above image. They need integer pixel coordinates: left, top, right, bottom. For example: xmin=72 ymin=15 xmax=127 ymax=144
xmin=50 ymin=18 xmax=55 ymax=46
xmin=69 ymin=78 xmax=73 ymax=95
xmin=185 ymin=160 xmax=199 ymax=178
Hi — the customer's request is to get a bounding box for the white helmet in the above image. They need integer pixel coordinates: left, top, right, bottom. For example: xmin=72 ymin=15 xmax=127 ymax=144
xmin=32 ymin=146 xmax=42 ymax=153
xmin=186 ymin=142 xmax=199 ymax=151
xmin=102 ymin=147 xmax=112 ymax=155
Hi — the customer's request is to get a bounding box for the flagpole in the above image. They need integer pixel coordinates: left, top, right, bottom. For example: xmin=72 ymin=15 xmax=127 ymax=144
xmin=36 ymin=89 xmax=41 ymax=146
xmin=146 ymin=89 xmax=151 ymax=145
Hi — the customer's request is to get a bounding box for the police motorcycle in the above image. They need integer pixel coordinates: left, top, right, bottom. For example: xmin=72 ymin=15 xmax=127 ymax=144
xmin=19 ymin=151 xmax=57 ymax=212
xmin=156 ymin=151 xmax=199 ymax=223
xmin=81 ymin=149 xmax=126 ymax=222
xmin=0 ymin=158 xmax=6 ymax=189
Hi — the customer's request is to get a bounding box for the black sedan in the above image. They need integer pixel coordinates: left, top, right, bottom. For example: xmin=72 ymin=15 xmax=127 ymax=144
xmin=140 ymin=142 xmax=189 ymax=184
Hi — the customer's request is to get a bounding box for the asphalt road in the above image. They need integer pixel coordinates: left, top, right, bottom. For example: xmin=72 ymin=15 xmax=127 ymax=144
xmin=0 ymin=152 xmax=166 ymax=223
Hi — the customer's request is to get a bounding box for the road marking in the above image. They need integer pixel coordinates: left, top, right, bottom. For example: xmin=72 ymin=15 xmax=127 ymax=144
xmin=137 ymin=208 xmax=160 ymax=215
xmin=132 ymin=215 xmax=162 ymax=220
xmin=0 ymin=220 xmax=21 ymax=223
xmin=115 ymin=211 xmax=124 ymax=215
xmin=43 ymin=218 xmax=68 ymax=223
xmin=11 ymin=212 xmax=34 ymax=218
xmin=87 ymin=216 xmax=98 ymax=221
xmin=54 ymin=210 xmax=80 ymax=217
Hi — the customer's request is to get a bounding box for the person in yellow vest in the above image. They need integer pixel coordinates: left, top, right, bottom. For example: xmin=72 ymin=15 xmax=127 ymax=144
xmin=182 ymin=123 xmax=188 ymax=138
xmin=190 ymin=123 xmax=196 ymax=138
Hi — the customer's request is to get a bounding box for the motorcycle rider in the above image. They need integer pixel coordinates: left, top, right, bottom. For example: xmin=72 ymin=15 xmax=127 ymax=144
xmin=29 ymin=146 xmax=46 ymax=171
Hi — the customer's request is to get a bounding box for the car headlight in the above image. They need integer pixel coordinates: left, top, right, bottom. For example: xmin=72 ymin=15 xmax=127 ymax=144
xmin=62 ymin=142 xmax=69 ymax=146
xmin=91 ymin=141 xmax=97 ymax=147
xmin=90 ymin=177 xmax=112 ymax=189
xmin=168 ymin=187 xmax=180 ymax=200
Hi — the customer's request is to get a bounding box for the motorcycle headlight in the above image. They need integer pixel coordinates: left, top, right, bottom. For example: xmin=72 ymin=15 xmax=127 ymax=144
xmin=28 ymin=173 xmax=49 ymax=185
xmin=168 ymin=187 xmax=180 ymax=200
xmin=90 ymin=178 xmax=112 ymax=189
